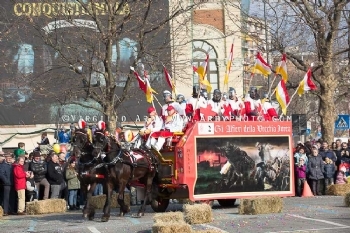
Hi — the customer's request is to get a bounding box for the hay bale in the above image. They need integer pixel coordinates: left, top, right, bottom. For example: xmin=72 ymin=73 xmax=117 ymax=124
xmin=344 ymin=192 xmax=350 ymax=207
xmin=238 ymin=196 xmax=283 ymax=215
xmin=89 ymin=193 xmax=130 ymax=209
xmin=0 ymin=206 xmax=3 ymax=218
xmin=152 ymin=220 xmax=192 ymax=233
xmin=26 ymin=199 xmax=66 ymax=215
xmin=153 ymin=212 xmax=184 ymax=224
xmin=183 ymin=204 xmax=213 ymax=224
xmin=178 ymin=198 xmax=195 ymax=204
xmin=326 ymin=184 xmax=350 ymax=196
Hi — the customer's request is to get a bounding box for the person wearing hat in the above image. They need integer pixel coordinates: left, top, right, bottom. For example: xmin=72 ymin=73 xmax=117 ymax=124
xmin=0 ymin=153 xmax=16 ymax=216
xmin=140 ymin=106 xmax=163 ymax=149
xmin=335 ymin=166 xmax=348 ymax=184
xmin=227 ymin=87 xmax=245 ymax=117
xmin=13 ymin=156 xmax=31 ymax=215
xmin=161 ymin=90 xmax=184 ymax=121
xmin=207 ymin=89 xmax=226 ymax=117
xmin=244 ymin=87 xmax=262 ymax=120
xmin=186 ymin=85 xmax=208 ymax=121
xmin=150 ymin=105 xmax=184 ymax=151
xmin=29 ymin=151 xmax=50 ymax=200
xmin=261 ymin=94 xmax=278 ymax=121
xmin=13 ymin=142 xmax=27 ymax=160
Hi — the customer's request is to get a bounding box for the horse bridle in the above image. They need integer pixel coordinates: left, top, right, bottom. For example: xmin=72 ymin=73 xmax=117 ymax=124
xmin=73 ymin=131 xmax=90 ymax=151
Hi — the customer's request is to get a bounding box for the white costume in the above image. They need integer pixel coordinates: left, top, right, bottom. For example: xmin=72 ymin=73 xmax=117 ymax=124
xmin=151 ymin=113 xmax=184 ymax=151
xmin=142 ymin=115 xmax=163 ymax=149
xmin=207 ymin=100 xmax=225 ymax=115
xmin=161 ymin=102 xmax=185 ymax=119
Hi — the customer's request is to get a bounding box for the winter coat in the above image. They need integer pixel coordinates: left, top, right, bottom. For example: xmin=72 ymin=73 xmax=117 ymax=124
xmin=307 ymin=155 xmax=324 ymax=180
xmin=13 ymin=163 xmax=27 ymax=191
xmin=0 ymin=161 xmax=13 ymax=186
xmin=320 ymin=149 xmax=337 ymax=163
xmin=295 ymin=164 xmax=306 ymax=179
xmin=323 ymin=163 xmax=336 ymax=179
xmin=294 ymin=153 xmax=308 ymax=165
xmin=46 ymin=161 xmax=64 ymax=185
xmin=65 ymin=168 xmax=80 ymax=190
xmin=29 ymin=160 xmax=47 ymax=182
xmin=335 ymin=171 xmax=348 ymax=184
xmin=26 ymin=177 xmax=36 ymax=196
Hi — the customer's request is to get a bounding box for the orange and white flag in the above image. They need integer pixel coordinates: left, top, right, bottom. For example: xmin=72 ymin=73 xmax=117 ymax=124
xmin=276 ymin=54 xmax=288 ymax=82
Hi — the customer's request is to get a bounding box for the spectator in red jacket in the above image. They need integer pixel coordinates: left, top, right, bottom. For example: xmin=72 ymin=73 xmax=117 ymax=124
xmin=13 ymin=156 xmax=30 ymax=215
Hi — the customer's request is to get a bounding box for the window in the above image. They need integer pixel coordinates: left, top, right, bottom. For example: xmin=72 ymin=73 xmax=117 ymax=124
xmin=192 ymin=40 xmax=219 ymax=95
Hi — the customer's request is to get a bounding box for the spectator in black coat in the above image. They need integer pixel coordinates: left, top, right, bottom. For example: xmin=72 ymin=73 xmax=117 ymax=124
xmin=29 ymin=152 xmax=50 ymax=200
xmin=308 ymin=148 xmax=325 ymax=196
xmin=46 ymin=153 xmax=64 ymax=199
xmin=0 ymin=153 xmax=16 ymax=215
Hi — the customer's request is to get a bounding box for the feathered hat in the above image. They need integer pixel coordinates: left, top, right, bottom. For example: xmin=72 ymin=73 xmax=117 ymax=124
xmin=78 ymin=119 xmax=86 ymax=129
xmin=98 ymin=121 xmax=106 ymax=131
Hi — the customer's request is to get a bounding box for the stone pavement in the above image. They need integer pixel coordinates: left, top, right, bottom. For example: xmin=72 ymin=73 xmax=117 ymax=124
xmin=0 ymin=196 xmax=349 ymax=233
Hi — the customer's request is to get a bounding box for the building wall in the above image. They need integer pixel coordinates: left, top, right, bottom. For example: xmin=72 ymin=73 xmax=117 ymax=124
xmin=170 ymin=0 xmax=243 ymax=97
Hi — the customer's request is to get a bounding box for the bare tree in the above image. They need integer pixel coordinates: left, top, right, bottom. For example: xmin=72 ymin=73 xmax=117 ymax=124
xmin=229 ymin=0 xmax=350 ymax=143
xmin=0 ymin=0 xmax=198 ymax=132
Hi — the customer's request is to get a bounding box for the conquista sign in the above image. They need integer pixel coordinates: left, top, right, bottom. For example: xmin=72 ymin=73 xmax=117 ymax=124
xmin=13 ymin=2 xmax=130 ymax=18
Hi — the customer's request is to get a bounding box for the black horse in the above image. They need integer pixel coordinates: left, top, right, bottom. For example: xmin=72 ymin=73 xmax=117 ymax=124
xmin=92 ymin=130 xmax=157 ymax=219
xmin=72 ymin=128 xmax=107 ymax=221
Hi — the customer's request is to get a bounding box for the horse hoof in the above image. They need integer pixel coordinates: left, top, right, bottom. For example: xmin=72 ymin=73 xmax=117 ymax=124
xmin=89 ymin=216 xmax=94 ymax=221
xmin=119 ymin=212 xmax=125 ymax=217
xmin=131 ymin=213 xmax=142 ymax=218
xmin=83 ymin=214 xmax=88 ymax=219
xmin=101 ymin=216 xmax=109 ymax=222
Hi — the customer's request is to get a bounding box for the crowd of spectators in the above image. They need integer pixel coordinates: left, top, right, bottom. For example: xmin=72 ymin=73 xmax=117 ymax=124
xmin=294 ymin=138 xmax=350 ymax=196
xmin=0 ymin=140 xmax=83 ymax=216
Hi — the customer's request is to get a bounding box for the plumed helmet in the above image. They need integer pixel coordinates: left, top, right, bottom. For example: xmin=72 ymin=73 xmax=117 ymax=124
xmin=163 ymin=90 xmax=172 ymax=98
xmin=97 ymin=121 xmax=106 ymax=131
xmin=200 ymin=89 xmax=208 ymax=99
xmin=176 ymin=94 xmax=185 ymax=103
xmin=212 ymin=89 xmax=222 ymax=102
xmin=228 ymin=87 xmax=236 ymax=97
xmin=250 ymin=86 xmax=257 ymax=93
xmin=192 ymin=84 xmax=199 ymax=97
xmin=78 ymin=119 xmax=86 ymax=129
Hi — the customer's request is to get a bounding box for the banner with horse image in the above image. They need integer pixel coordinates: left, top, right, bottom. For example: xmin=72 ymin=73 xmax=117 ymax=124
xmin=176 ymin=121 xmax=294 ymax=201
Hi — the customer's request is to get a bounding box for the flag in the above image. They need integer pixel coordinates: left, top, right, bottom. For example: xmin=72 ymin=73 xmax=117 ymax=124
xmin=276 ymin=53 xmax=288 ymax=82
xmin=297 ymin=68 xmax=317 ymax=96
xmin=196 ymin=53 xmax=209 ymax=81
xmin=131 ymin=68 xmax=146 ymax=92
xmin=130 ymin=66 xmax=157 ymax=95
xmin=194 ymin=54 xmax=212 ymax=93
xmin=163 ymin=66 xmax=174 ymax=90
xmin=275 ymin=80 xmax=290 ymax=115
xmin=224 ymin=43 xmax=234 ymax=85
xmin=145 ymin=78 xmax=153 ymax=103
xmin=252 ymin=52 xmax=271 ymax=77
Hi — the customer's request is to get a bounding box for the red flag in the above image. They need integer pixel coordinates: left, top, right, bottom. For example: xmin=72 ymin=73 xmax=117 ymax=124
xmin=132 ymin=70 xmax=146 ymax=93
xmin=163 ymin=66 xmax=174 ymax=90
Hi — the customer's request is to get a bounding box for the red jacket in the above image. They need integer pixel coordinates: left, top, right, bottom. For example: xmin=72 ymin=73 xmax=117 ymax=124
xmin=13 ymin=163 xmax=27 ymax=191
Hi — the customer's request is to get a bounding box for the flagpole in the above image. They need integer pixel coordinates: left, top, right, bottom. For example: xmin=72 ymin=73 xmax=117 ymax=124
xmin=267 ymin=74 xmax=278 ymax=97
xmin=153 ymin=95 xmax=163 ymax=108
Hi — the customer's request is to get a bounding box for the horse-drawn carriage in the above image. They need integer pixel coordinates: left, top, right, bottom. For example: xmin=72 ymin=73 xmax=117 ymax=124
xmin=72 ymin=119 xmax=295 ymax=221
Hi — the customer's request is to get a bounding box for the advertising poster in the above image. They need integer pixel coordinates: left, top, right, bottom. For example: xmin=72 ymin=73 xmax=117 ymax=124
xmin=176 ymin=121 xmax=294 ymax=201
xmin=0 ymin=1 xmax=170 ymax=125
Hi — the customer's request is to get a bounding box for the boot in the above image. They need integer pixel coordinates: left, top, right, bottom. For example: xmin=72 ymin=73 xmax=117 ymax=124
xmin=74 ymin=205 xmax=80 ymax=210
xmin=69 ymin=205 xmax=74 ymax=211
